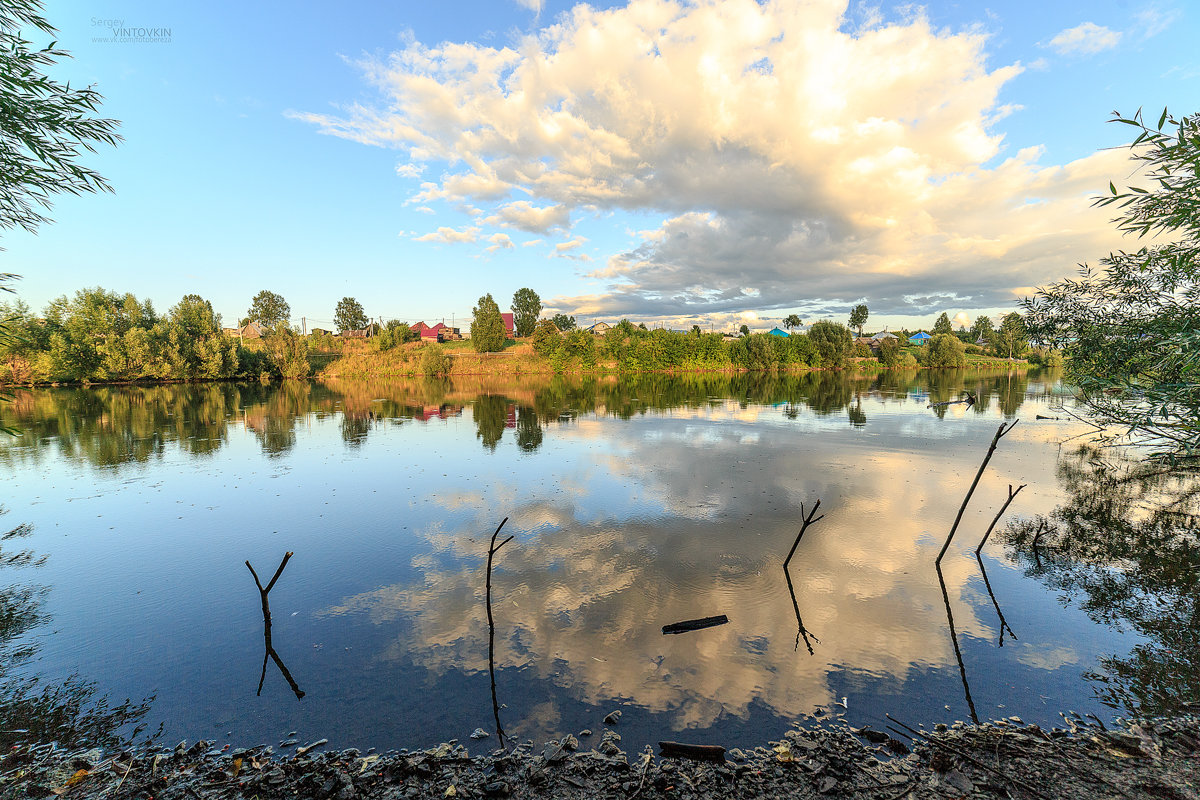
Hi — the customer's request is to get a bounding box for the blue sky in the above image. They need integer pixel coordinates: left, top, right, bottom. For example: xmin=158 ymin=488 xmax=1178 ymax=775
xmin=4 ymin=0 xmax=1196 ymax=332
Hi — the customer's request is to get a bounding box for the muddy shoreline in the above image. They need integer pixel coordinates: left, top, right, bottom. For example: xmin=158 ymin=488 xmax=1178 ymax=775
xmin=4 ymin=714 xmax=1197 ymax=800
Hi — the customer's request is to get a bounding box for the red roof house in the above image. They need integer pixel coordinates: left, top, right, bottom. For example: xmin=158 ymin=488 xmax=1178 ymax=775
xmin=501 ymin=313 xmax=515 ymax=338
xmin=411 ymin=322 xmax=449 ymax=342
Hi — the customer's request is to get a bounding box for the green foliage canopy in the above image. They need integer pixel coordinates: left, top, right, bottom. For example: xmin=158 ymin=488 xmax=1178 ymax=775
xmin=0 ymin=0 xmax=121 ymax=236
xmin=334 ymin=297 xmax=368 ymax=332
xmin=1023 ymin=108 xmax=1200 ymax=458
xmin=471 ymin=294 xmax=506 ymax=353
xmin=848 ymin=305 xmax=868 ymax=337
xmin=807 ymin=321 xmax=853 ymax=369
xmin=925 ymin=333 xmax=967 ymax=368
xmin=247 ymin=290 xmax=290 ymax=328
xmin=511 ymin=288 xmax=541 ymax=337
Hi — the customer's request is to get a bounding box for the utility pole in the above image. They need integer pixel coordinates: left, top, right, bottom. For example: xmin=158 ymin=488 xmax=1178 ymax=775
xmin=302 ymin=316 xmax=306 ymax=335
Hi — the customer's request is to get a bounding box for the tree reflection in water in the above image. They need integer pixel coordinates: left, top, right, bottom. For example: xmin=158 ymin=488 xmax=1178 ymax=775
xmin=0 ymin=508 xmax=154 ymax=750
xmin=1003 ymin=445 xmax=1200 ymax=717
xmin=0 ymin=369 xmax=1047 ymax=466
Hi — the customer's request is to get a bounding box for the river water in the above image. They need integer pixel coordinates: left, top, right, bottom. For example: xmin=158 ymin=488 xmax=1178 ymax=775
xmin=0 ymin=369 xmax=1159 ymax=751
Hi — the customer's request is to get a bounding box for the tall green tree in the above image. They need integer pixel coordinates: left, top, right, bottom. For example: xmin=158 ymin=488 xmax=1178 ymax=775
xmin=783 ymin=313 xmax=802 ymax=332
xmin=996 ymin=312 xmax=1028 ymax=359
xmin=969 ymin=315 xmax=995 ymax=344
xmin=511 ymin=288 xmax=542 ymax=337
xmin=334 ymin=297 xmax=368 ymax=332
xmin=1024 ymin=108 xmax=1200 ymax=458
xmin=551 ymin=313 xmax=575 ymax=331
xmin=247 ymin=290 xmax=290 ymax=328
xmin=0 ymin=0 xmax=121 ymax=235
xmin=848 ymin=305 xmax=868 ymax=337
xmin=471 ymin=294 xmax=506 ymax=353
xmin=739 ymin=324 xmax=750 ymax=337
xmin=933 ymin=312 xmax=954 ymax=336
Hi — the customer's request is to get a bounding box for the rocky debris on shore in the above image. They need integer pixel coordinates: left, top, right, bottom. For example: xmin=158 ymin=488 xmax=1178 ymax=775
xmin=3 ymin=715 xmax=1198 ymax=800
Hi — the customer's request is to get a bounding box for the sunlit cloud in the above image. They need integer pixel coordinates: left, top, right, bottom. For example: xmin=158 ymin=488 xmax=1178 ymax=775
xmin=299 ymin=0 xmax=1132 ymax=319
xmin=413 ymin=225 xmax=480 ymax=244
xmin=1047 ymin=22 xmax=1122 ymax=55
xmin=485 ymin=232 xmax=515 ymax=252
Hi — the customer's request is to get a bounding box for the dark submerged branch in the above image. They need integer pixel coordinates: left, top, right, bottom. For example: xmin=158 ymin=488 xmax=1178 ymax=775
xmin=936 ymin=420 xmax=1018 ymax=565
xmin=974 ymin=553 xmax=1017 ymax=646
xmin=936 ymin=563 xmax=979 ymax=724
xmin=975 ymin=483 xmax=1026 ymax=555
xmin=246 ymin=552 xmax=303 ymax=700
xmin=486 ymin=517 xmax=511 ymax=749
xmin=783 ymin=500 xmax=824 ymax=570
xmin=783 ymin=566 xmax=817 ymax=655
xmin=661 ymin=615 xmax=728 ymax=635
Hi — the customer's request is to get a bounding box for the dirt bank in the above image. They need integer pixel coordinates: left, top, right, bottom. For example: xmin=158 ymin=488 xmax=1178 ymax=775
xmin=3 ymin=713 xmax=1197 ymax=800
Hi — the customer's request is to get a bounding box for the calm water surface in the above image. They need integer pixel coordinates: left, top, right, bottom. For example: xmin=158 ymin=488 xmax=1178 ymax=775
xmin=0 ymin=370 xmax=1154 ymax=750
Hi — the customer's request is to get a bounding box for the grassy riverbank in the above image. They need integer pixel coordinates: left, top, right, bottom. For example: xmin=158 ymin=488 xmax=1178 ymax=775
xmin=310 ymin=338 xmax=1033 ymax=380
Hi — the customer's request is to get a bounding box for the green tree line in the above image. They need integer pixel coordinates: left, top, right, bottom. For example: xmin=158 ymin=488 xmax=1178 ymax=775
xmin=0 ymin=287 xmax=310 ymax=383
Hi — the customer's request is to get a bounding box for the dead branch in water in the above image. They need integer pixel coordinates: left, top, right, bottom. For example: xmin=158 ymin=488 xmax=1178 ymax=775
xmin=975 ymin=483 xmax=1026 ymax=555
xmin=936 ymin=420 xmax=1018 ymax=565
xmin=928 ymin=391 xmax=977 ymax=409
xmin=783 ymin=566 xmax=818 ymax=655
xmin=974 ymin=553 xmax=1017 ymax=646
xmin=935 ymin=563 xmax=978 ymax=725
xmin=661 ymin=615 xmax=728 ymax=634
xmin=783 ymin=500 xmax=824 ymax=570
xmin=486 ymin=517 xmax=513 ymax=749
xmin=246 ymin=552 xmax=304 ymax=700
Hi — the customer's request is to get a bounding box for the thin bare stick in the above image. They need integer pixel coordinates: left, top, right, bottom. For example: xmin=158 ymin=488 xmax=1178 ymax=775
xmin=885 ymin=715 xmax=1052 ymax=800
xmin=936 ymin=563 xmax=979 ymax=724
xmin=783 ymin=566 xmax=817 ymax=655
xmin=974 ymin=553 xmax=1017 ymax=646
xmin=486 ymin=517 xmax=511 ymax=749
xmin=936 ymin=420 xmax=1018 ymax=565
xmin=783 ymin=500 xmax=824 ymax=569
xmin=975 ymin=483 xmax=1026 ymax=555
xmin=247 ymin=553 xmax=303 ymax=700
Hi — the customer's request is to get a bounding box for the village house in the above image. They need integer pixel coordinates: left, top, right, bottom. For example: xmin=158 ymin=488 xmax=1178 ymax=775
xmin=223 ymin=321 xmax=263 ymax=339
xmin=340 ymin=323 xmax=380 ymax=339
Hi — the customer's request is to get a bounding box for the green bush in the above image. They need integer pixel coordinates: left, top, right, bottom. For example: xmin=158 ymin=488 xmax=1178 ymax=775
xmin=375 ymin=320 xmax=417 ymax=351
xmin=877 ymin=337 xmax=901 ymax=367
xmin=807 ymin=321 xmax=853 ymax=369
xmin=531 ymin=319 xmax=561 ymax=357
xmin=419 ymin=343 xmax=451 ymax=377
xmin=926 ymin=334 xmax=967 ymax=368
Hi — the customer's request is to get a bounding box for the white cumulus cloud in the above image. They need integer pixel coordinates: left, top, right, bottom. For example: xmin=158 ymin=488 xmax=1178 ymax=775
xmin=1047 ymin=22 xmax=1122 ymax=55
xmin=413 ymin=225 xmax=480 ymax=244
xmin=299 ymin=0 xmax=1133 ymax=318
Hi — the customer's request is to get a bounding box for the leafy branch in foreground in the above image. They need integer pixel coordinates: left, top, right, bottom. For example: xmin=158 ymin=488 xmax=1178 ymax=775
xmin=1022 ymin=108 xmax=1200 ymax=460
xmin=1 ymin=0 xmax=122 ymax=235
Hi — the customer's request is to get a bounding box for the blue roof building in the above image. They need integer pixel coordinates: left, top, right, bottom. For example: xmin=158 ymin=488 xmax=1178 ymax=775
xmin=769 ymin=327 xmax=789 ymax=337
xmin=909 ymin=331 xmax=932 ymax=344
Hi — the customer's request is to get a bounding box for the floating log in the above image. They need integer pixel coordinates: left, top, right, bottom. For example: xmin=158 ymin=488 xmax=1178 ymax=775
xmin=658 ymin=742 xmax=726 ymax=761
xmin=661 ymin=615 xmax=728 ymax=635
